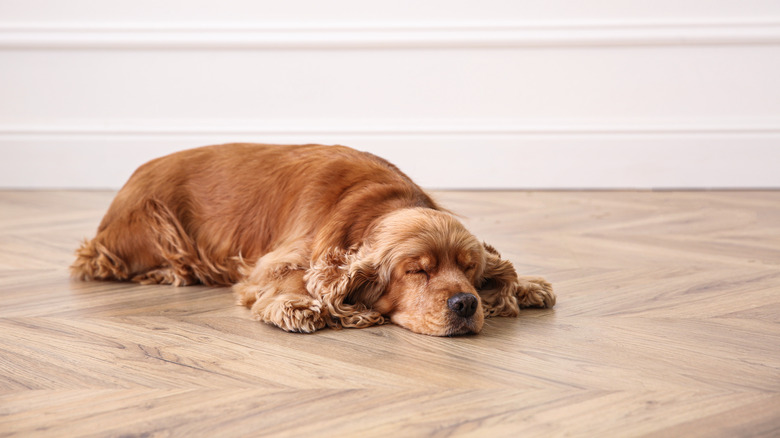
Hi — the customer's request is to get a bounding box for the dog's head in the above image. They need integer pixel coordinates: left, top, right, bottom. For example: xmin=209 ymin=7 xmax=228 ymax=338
xmin=365 ymin=208 xmax=486 ymax=335
xmin=307 ymin=208 xmax=519 ymax=336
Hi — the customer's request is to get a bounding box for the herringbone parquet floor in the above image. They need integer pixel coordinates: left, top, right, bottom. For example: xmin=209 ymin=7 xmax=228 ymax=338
xmin=1 ymin=190 xmax=778 ymax=437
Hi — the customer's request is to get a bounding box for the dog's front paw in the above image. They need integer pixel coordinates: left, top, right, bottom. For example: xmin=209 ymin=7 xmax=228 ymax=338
xmin=517 ymin=276 xmax=556 ymax=308
xmin=255 ymin=297 xmax=327 ymax=333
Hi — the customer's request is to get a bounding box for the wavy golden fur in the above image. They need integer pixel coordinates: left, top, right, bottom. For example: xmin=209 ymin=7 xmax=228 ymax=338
xmin=71 ymin=144 xmax=555 ymax=336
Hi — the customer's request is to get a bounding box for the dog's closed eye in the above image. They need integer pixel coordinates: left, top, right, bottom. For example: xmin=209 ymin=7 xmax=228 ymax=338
xmin=405 ymin=268 xmax=430 ymax=281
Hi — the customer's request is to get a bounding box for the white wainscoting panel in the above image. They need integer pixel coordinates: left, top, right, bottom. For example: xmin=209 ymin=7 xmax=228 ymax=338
xmin=1 ymin=1 xmax=779 ymax=189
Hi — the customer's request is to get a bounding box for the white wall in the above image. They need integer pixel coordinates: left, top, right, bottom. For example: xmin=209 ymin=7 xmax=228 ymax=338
xmin=1 ymin=0 xmax=780 ymax=189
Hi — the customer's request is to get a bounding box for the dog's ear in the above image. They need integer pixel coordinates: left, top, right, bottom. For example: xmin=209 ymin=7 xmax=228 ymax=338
xmin=477 ymin=243 xmax=520 ymax=317
xmin=305 ymin=246 xmax=387 ymax=329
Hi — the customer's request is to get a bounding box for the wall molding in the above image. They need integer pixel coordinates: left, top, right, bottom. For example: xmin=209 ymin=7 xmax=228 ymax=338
xmin=2 ymin=21 xmax=780 ymax=49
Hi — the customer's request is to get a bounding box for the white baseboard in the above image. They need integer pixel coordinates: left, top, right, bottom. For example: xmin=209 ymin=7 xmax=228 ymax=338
xmin=2 ymin=125 xmax=778 ymax=189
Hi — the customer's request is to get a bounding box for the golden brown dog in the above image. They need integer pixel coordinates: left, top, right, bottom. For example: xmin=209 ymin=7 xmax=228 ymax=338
xmin=71 ymin=144 xmax=555 ymax=336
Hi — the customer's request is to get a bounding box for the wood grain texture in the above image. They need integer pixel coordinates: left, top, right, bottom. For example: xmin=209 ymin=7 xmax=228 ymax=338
xmin=1 ymin=190 xmax=779 ymax=437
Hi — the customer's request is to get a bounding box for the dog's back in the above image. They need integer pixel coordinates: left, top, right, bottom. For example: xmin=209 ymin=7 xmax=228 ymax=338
xmin=72 ymin=143 xmax=437 ymax=285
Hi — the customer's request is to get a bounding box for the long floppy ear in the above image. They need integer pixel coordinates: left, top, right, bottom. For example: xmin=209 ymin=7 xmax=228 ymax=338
xmin=304 ymin=246 xmax=387 ymax=329
xmin=477 ymin=243 xmax=521 ymax=317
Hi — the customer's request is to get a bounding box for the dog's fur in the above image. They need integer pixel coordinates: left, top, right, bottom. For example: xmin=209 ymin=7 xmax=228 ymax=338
xmin=71 ymin=144 xmax=555 ymax=336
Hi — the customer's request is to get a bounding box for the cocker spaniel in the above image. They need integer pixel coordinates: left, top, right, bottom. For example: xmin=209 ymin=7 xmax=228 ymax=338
xmin=71 ymin=144 xmax=555 ymax=336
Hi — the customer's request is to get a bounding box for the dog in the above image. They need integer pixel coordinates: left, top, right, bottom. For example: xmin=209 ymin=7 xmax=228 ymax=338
xmin=71 ymin=143 xmax=555 ymax=336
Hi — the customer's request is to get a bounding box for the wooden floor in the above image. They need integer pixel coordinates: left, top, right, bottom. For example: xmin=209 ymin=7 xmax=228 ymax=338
xmin=1 ymin=190 xmax=779 ymax=437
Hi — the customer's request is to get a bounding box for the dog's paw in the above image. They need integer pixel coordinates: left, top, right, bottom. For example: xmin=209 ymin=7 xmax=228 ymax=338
xmin=255 ymin=297 xmax=326 ymax=333
xmin=132 ymin=267 xmax=195 ymax=286
xmin=517 ymin=276 xmax=556 ymax=309
xmin=281 ymin=299 xmax=327 ymax=333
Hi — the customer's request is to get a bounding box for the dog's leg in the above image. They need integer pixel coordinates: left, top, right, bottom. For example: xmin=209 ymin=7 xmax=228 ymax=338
xmin=234 ymin=245 xmax=326 ymax=333
xmin=131 ymin=267 xmax=198 ymax=287
xmin=71 ymin=238 xmax=131 ymax=282
xmin=71 ymin=200 xmax=176 ymax=283
xmin=71 ymin=198 xmax=222 ymax=286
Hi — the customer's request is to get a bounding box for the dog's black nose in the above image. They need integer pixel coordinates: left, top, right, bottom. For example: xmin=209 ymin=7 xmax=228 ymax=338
xmin=447 ymin=293 xmax=478 ymax=318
